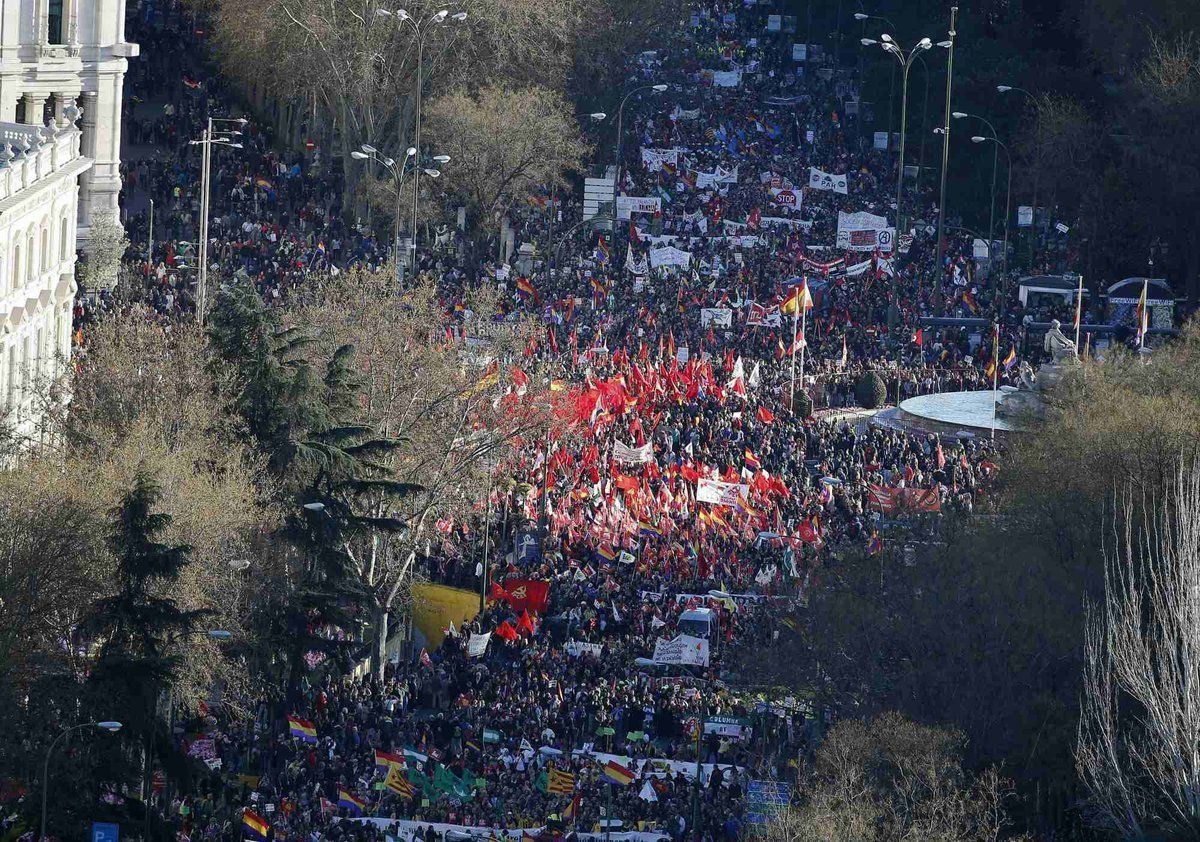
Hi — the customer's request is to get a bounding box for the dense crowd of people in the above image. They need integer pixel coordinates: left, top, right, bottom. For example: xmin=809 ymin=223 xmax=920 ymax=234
xmin=82 ymin=0 xmax=1047 ymax=840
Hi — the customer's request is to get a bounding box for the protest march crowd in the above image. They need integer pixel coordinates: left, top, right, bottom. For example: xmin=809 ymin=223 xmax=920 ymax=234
xmin=77 ymin=0 xmax=1040 ymax=840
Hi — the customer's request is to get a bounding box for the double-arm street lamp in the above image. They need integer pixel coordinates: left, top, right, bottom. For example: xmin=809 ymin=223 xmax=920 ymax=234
xmin=352 ymin=144 xmax=448 ymax=279
xmin=188 ymin=117 xmax=246 ymax=326
xmin=862 ymin=34 xmax=932 ymax=236
xmin=610 ymin=84 xmax=668 ymax=227
xmin=375 ymin=7 xmax=467 ymax=267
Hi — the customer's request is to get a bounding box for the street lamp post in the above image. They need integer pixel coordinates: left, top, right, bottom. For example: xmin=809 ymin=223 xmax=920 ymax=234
xmin=934 ymin=6 xmax=959 ymax=276
xmin=351 ymin=144 xmax=447 ymax=282
xmin=864 ymin=34 xmax=932 ymax=236
xmin=953 ymin=112 xmax=1000 ymax=253
xmin=854 ymin=13 xmax=897 ymax=167
xmin=376 ymin=8 xmax=467 ymax=274
xmin=970 ymin=135 xmax=1013 ymax=281
xmin=40 ymin=721 xmax=122 ymax=841
xmin=611 ymin=85 xmax=667 ymax=229
xmin=997 ymin=84 xmax=1039 ymax=261
xmin=188 ymin=117 xmax=245 ymax=326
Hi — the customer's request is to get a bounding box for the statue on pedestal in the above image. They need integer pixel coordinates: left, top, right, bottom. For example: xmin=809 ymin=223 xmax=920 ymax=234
xmin=1043 ymin=320 xmax=1079 ymax=364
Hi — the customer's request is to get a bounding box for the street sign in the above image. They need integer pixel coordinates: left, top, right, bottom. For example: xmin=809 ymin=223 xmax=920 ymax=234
xmin=92 ymin=822 xmax=119 ymax=842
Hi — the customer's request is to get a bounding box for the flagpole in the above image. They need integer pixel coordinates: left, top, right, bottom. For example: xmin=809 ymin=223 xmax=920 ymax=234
xmin=789 ymin=309 xmax=798 ymax=410
xmin=798 ymin=304 xmax=808 ymax=389
xmin=990 ymin=323 xmax=999 ymax=440
xmin=1073 ymin=273 xmax=1084 ymax=351
xmin=605 ymin=781 xmax=613 ymax=842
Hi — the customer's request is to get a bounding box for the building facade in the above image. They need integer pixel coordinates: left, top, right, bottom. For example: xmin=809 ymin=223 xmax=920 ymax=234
xmin=0 ymin=0 xmax=138 ymax=241
xmin=0 ymin=118 xmax=89 ymax=440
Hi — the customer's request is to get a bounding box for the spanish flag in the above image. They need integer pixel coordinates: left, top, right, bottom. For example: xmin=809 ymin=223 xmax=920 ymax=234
xmin=602 ymin=759 xmax=635 ymax=786
xmin=375 ymin=749 xmax=405 ymax=771
xmin=287 ymin=715 xmax=318 ymax=743
xmin=243 ymin=809 xmax=270 ymax=839
xmin=337 ymin=788 xmax=366 ymax=815
xmin=780 ymin=280 xmax=813 ymax=316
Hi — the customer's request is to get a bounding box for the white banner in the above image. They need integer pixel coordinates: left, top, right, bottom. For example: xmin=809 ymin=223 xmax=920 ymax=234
xmin=760 ymin=216 xmax=812 ymax=230
xmin=641 ymin=148 xmax=680 ymax=170
xmin=836 ymin=211 xmax=893 ymax=252
xmin=565 ymin=640 xmax=603 ymax=658
xmin=711 ymin=70 xmax=742 ymax=88
xmin=809 ymin=167 xmax=849 ymax=194
xmin=351 ymin=818 xmax=668 ymax=842
xmin=746 ymin=302 xmax=782 ymax=328
xmin=652 ymin=634 xmax=711 ymax=666
xmin=792 ymin=43 xmax=807 ymax=61
xmin=1017 ymin=206 xmax=1033 ymax=227
xmin=696 ymin=478 xmax=748 ymax=505
xmin=614 ymin=440 xmax=654 ymax=463
xmin=700 ymin=308 xmax=733 ymax=328
xmin=649 ymin=246 xmax=692 ymax=269
xmin=616 ymin=196 xmax=662 ymax=219
xmin=844 ymin=259 xmax=873 ymax=277
xmin=467 ymin=632 xmax=491 ymax=658
xmin=696 ymin=166 xmax=739 ymax=190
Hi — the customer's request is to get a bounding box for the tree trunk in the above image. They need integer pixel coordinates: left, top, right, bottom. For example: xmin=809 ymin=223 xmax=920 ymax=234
xmin=374 ymin=604 xmax=389 ymax=681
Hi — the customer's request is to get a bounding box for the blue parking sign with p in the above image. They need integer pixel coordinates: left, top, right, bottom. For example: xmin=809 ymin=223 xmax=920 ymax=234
xmin=92 ymin=822 xmax=119 ymax=842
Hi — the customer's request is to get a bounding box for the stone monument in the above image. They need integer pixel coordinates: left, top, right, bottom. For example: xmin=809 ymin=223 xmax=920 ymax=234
xmin=996 ymin=321 xmax=1080 ymax=421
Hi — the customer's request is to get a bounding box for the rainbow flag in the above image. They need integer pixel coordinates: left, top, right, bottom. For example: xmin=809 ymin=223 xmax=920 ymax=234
xmin=243 ymin=809 xmax=270 ymax=839
xmin=602 ymin=759 xmax=635 ymax=786
xmin=338 ymin=788 xmax=366 ymax=815
xmin=287 ymin=714 xmax=318 ymax=743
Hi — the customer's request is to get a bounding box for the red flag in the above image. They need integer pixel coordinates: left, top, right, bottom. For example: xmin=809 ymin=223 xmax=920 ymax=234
xmin=516 ymin=610 xmax=538 ymax=636
xmin=913 ymin=328 xmax=924 ymax=346
xmin=756 ymin=406 xmax=775 ymax=424
xmin=494 ymin=621 xmax=519 ymax=642
xmin=488 ymin=582 xmax=510 ymax=603
xmin=503 ymin=579 xmax=551 ymax=613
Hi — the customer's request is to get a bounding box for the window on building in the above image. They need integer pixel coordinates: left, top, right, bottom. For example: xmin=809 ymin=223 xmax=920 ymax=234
xmin=27 ymin=233 xmax=36 ymax=281
xmin=60 ymin=217 xmax=68 ymax=261
xmin=11 ymin=243 xmax=19 ymax=292
xmin=40 ymin=228 xmax=48 ymax=273
xmin=48 ymin=0 xmax=66 ymax=45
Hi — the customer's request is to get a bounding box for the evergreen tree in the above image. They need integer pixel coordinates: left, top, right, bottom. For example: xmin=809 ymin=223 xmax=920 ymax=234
xmin=209 ymin=278 xmax=420 ymax=688
xmin=80 ymin=470 xmax=213 ymax=834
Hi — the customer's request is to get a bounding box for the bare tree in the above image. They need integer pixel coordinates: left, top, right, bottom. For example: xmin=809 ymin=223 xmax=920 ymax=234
xmin=423 ymin=84 xmax=590 ymax=235
xmin=288 ymin=270 xmax=553 ymax=675
xmin=769 ymin=713 xmax=1027 ymax=842
xmin=1078 ymin=458 xmax=1200 ymax=838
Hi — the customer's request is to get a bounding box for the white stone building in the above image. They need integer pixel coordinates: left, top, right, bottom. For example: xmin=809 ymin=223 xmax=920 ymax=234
xmin=0 ymin=0 xmax=138 ymax=238
xmin=0 ymin=119 xmax=89 ymax=439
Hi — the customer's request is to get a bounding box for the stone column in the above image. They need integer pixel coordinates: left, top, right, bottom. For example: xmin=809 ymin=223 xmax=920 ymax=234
xmin=21 ymin=93 xmax=42 ymax=125
xmin=53 ymin=93 xmax=73 ymax=127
